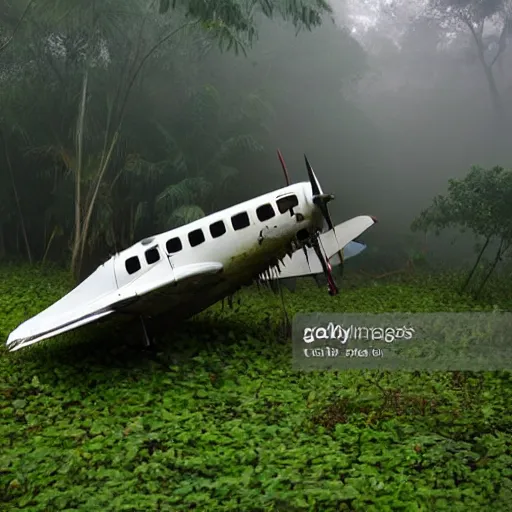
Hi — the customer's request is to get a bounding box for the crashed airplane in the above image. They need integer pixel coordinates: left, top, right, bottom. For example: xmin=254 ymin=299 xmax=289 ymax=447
xmin=6 ymin=153 xmax=377 ymax=352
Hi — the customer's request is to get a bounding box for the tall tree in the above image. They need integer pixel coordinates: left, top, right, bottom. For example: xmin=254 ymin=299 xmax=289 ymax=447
xmin=427 ymin=0 xmax=512 ymax=120
xmin=0 ymin=0 xmax=333 ymax=279
xmin=0 ymin=0 xmax=35 ymax=55
xmin=412 ymin=165 xmax=512 ymax=297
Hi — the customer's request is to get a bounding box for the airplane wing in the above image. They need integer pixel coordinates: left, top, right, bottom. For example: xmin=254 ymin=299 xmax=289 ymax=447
xmin=270 ymin=215 xmax=376 ymax=280
xmin=6 ymin=261 xmax=223 ymax=352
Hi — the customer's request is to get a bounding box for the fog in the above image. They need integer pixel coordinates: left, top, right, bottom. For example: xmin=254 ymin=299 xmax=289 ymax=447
xmin=196 ymin=2 xmax=512 ymax=267
xmin=2 ymin=0 xmax=511 ymax=272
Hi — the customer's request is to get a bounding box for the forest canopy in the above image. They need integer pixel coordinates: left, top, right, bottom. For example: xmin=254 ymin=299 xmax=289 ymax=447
xmin=0 ymin=0 xmax=366 ymax=280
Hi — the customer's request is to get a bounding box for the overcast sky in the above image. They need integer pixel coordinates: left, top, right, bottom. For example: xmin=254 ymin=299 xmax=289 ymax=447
xmin=337 ymin=0 xmax=508 ymax=48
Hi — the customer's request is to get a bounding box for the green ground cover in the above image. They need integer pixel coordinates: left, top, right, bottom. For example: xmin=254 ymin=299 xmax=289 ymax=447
xmin=1 ymin=266 xmax=511 ymax=511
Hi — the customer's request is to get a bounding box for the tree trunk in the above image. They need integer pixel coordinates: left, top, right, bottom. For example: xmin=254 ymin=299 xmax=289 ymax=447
xmin=0 ymin=0 xmax=35 ymax=55
xmin=42 ymin=226 xmax=59 ymax=266
xmin=1 ymin=129 xmax=32 ymax=263
xmin=0 ymin=224 xmax=5 ymax=259
xmin=70 ymin=68 xmax=89 ymax=281
xmin=473 ymin=239 xmax=505 ymax=298
xmin=482 ymin=63 xmax=503 ymax=121
xmin=466 ymin=20 xmax=504 ymax=122
xmin=76 ymin=130 xmax=120 ymax=279
xmin=461 ymin=236 xmax=490 ymax=293
xmin=70 ymin=21 xmax=198 ymax=282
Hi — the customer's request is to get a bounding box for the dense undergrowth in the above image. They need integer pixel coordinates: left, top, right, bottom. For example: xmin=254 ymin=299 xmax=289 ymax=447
xmin=1 ymin=265 xmax=512 ymax=511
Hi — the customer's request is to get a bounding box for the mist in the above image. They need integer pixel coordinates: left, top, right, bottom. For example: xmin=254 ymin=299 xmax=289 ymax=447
xmin=196 ymin=5 xmax=512 ymax=268
xmin=1 ymin=0 xmax=512 ymax=274
xmin=3 ymin=4 xmax=512 ymax=507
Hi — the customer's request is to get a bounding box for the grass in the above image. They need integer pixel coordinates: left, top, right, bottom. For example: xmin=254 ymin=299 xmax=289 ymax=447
xmin=1 ymin=265 xmax=512 ymax=511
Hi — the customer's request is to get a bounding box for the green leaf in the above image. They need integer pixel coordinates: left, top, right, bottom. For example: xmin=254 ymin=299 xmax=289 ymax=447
xmin=13 ymin=399 xmax=26 ymax=409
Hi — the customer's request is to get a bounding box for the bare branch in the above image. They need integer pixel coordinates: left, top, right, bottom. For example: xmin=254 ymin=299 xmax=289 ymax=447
xmin=0 ymin=0 xmax=35 ymax=54
xmin=489 ymin=17 xmax=511 ymax=67
xmin=117 ymin=20 xmax=200 ymax=128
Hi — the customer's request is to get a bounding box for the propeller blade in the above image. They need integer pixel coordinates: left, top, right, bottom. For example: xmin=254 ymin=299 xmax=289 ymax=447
xmin=277 ymin=149 xmax=291 ymax=186
xmin=311 ymin=236 xmax=338 ymax=295
xmin=305 ymin=154 xmax=335 ymax=231
xmin=304 ymin=154 xmax=344 ymax=279
xmin=318 ymin=201 xmax=335 ymax=231
xmin=304 ymin=154 xmax=321 ymax=195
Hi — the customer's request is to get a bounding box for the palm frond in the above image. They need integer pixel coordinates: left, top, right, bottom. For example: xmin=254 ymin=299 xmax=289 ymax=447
xmin=156 ymin=176 xmax=212 ymax=212
xmin=121 ymin=153 xmax=167 ymax=184
xmin=133 ymin=200 xmax=149 ymax=231
xmin=214 ymin=164 xmax=239 ymax=195
xmin=240 ymin=90 xmax=276 ymax=122
xmin=188 ymin=84 xmax=221 ymax=131
xmin=209 ymin=134 xmax=263 ymax=167
xmin=168 ymin=204 xmax=205 ymax=226
xmin=153 ymin=121 xmax=189 ymax=176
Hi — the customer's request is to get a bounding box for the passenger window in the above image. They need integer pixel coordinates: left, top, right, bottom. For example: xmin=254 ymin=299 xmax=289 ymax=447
xmin=256 ymin=203 xmax=275 ymax=222
xmin=231 ymin=211 xmax=250 ymax=231
xmin=189 ymin=229 xmax=205 ymax=247
xmin=166 ymin=237 xmax=182 ymax=254
xmin=145 ymin=247 xmax=160 ymax=265
xmin=210 ymin=220 xmax=226 ymax=238
xmin=276 ymin=194 xmax=299 ymax=214
xmin=125 ymin=256 xmax=141 ymax=275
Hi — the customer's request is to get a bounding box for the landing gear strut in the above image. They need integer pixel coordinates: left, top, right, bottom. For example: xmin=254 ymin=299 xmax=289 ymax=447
xmin=140 ymin=316 xmax=152 ymax=348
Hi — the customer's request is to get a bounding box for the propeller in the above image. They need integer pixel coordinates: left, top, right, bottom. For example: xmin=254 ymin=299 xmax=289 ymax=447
xmin=304 ymin=154 xmax=335 ymax=232
xmin=274 ymin=150 xmax=343 ymax=296
xmin=304 ymin=154 xmax=344 ymax=296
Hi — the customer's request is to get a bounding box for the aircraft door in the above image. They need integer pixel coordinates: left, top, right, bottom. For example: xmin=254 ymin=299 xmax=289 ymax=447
xmin=164 ymin=235 xmax=183 ymax=269
xmin=114 ymin=248 xmax=145 ymax=289
xmin=114 ymin=243 xmax=174 ymax=290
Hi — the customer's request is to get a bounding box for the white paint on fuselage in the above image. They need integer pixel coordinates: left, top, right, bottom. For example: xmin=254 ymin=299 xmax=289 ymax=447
xmin=111 ymin=182 xmax=321 ymax=292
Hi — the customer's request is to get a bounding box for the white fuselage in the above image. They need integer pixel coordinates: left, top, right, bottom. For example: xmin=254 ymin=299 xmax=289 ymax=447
xmin=107 ymin=181 xmax=321 ymax=318
xmin=6 ymin=164 xmax=380 ymax=352
xmin=6 ymin=181 xmax=323 ymax=350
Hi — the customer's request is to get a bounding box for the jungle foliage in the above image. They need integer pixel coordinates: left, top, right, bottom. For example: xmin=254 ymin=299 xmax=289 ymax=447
xmin=426 ymin=0 xmax=512 ymax=120
xmin=1 ymin=266 xmax=512 ymax=511
xmin=1 ymin=2 xmax=512 ymax=511
xmin=0 ymin=0 xmax=333 ymax=280
xmin=411 ymin=165 xmax=512 ymax=297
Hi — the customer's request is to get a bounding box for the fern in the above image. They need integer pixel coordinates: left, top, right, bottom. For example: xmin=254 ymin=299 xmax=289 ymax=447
xmin=240 ymin=91 xmax=276 ymax=122
xmin=216 ymin=164 xmax=239 ymax=182
xmin=156 ymin=177 xmax=212 ymax=212
xmin=188 ymin=83 xmax=221 ymax=132
xmin=133 ymin=201 xmax=149 ymax=232
xmin=121 ymin=155 xmax=167 ymax=184
xmin=209 ymin=134 xmax=263 ymax=167
xmin=168 ymin=204 xmax=205 ymax=226
xmin=153 ymin=121 xmax=189 ymax=176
